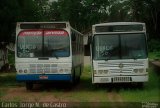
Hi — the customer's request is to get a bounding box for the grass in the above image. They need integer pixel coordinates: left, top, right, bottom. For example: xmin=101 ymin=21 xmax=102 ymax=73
xmin=0 ymin=51 xmax=159 ymax=108
xmin=119 ymin=67 xmax=160 ymax=102
xmin=0 ymin=66 xmax=159 ymax=104
xmin=0 ymin=88 xmax=7 ymax=100
xmin=149 ymin=51 xmax=160 ymax=60
xmin=0 ymin=73 xmax=18 ymax=87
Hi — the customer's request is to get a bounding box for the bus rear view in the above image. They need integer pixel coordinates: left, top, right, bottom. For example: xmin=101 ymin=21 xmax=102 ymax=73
xmin=16 ymin=22 xmax=84 ymax=90
xmin=91 ymin=22 xmax=148 ymax=85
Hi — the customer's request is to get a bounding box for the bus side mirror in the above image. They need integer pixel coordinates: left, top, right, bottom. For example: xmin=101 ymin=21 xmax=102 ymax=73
xmin=88 ymin=36 xmax=92 ymax=44
xmin=146 ymin=33 xmax=149 ymax=40
xmin=72 ymin=33 xmax=76 ymax=41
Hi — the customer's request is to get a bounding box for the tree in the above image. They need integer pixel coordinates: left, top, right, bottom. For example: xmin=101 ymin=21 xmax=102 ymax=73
xmin=0 ymin=0 xmax=50 ymax=43
xmin=0 ymin=0 xmax=49 ymax=69
xmin=50 ymin=0 xmax=110 ymax=32
xmin=144 ymin=0 xmax=160 ymax=39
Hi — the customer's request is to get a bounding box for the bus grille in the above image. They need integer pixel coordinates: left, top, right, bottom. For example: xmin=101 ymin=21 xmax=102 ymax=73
xmin=112 ymin=77 xmax=131 ymax=83
xmin=97 ymin=62 xmax=145 ymax=73
xmin=30 ymin=64 xmax=57 ymax=73
xmin=98 ymin=62 xmax=144 ymax=68
xmin=109 ymin=69 xmax=133 ymax=73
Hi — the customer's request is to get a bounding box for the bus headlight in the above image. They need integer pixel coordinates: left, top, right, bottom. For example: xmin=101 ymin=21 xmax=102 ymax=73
xmin=19 ymin=69 xmax=23 ymax=73
xmin=134 ymin=69 xmax=144 ymax=73
xmin=139 ymin=69 xmax=144 ymax=73
xmin=104 ymin=70 xmax=109 ymax=74
xmin=24 ymin=69 xmax=28 ymax=73
xmin=59 ymin=69 xmax=63 ymax=73
xmin=95 ymin=70 xmax=109 ymax=75
xmin=94 ymin=70 xmax=97 ymax=74
xmin=98 ymin=70 xmax=103 ymax=74
xmin=18 ymin=69 xmax=28 ymax=73
xmin=64 ymin=69 xmax=71 ymax=73
xmin=59 ymin=68 xmax=71 ymax=73
xmin=65 ymin=69 xmax=69 ymax=72
xmin=134 ymin=69 xmax=138 ymax=73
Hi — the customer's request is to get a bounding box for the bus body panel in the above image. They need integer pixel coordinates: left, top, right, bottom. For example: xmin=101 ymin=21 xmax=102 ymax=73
xmin=16 ymin=74 xmax=72 ymax=81
xmin=93 ymin=75 xmax=148 ymax=83
xmin=92 ymin=59 xmax=148 ymax=83
xmin=15 ymin=22 xmax=84 ymax=84
xmin=91 ymin=22 xmax=148 ymax=84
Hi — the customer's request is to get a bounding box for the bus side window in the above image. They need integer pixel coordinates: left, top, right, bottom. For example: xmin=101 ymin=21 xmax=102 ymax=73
xmin=77 ymin=35 xmax=79 ymax=53
xmin=72 ymin=33 xmax=76 ymax=41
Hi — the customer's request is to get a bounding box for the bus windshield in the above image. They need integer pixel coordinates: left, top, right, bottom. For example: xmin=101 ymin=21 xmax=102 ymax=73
xmin=93 ymin=33 xmax=147 ymax=60
xmin=17 ymin=30 xmax=70 ymax=58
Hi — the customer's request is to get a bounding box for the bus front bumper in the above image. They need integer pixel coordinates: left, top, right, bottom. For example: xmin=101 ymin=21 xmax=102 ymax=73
xmin=16 ymin=74 xmax=72 ymax=82
xmin=93 ymin=75 xmax=148 ymax=83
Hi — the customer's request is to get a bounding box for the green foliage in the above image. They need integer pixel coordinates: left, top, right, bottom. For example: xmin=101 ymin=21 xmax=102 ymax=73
xmin=148 ymin=39 xmax=160 ymax=52
xmin=120 ymin=68 xmax=160 ymax=102
xmin=0 ymin=73 xmax=17 ymax=87
xmin=50 ymin=0 xmax=110 ymax=31
xmin=84 ymin=65 xmax=91 ymax=73
xmin=48 ymin=0 xmax=160 ymax=39
xmin=0 ymin=0 xmax=49 ymax=43
xmin=149 ymin=52 xmax=160 ymax=60
xmin=0 ymin=0 xmax=160 ymax=42
xmin=0 ymin=67 xmax=159 ymax=102
xmin=8 ymin=51 xmax=15 ymax=65
xmin=0 ymin=0 xmax=19 ymax=42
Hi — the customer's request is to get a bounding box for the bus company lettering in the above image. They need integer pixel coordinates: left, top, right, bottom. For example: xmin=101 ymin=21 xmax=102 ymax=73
xmin=44 ymin=30 xmax=67 ymax=36
xmin=20 ymin=31 xmax=42 ymax=36
xmin=96 ymin=45 xmax=113 ymax=52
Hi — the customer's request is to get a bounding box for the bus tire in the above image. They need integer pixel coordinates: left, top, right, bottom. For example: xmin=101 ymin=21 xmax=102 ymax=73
xmin=80 ymin=66 xmax=82 ymax=75
xmin=137 ymin=82 xmax=144 ymax=88
xmin=76 ymin=75 xmax=80 ymax=84
xmin=76 ymin=67 xmax=81 ymax=83
xmin=71 ymin=70 xmax=76 ymax=85
xmin=26 ymin=82 xmax=33 ymax=90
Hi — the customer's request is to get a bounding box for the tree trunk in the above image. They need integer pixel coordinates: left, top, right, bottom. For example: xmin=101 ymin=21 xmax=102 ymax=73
xmin=0 ymin=43 xmax=9 ymax=71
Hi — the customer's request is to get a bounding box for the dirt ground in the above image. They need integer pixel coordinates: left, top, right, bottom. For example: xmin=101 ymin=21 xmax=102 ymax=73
xmin=0 ymin=59 xmax=160 ymax=108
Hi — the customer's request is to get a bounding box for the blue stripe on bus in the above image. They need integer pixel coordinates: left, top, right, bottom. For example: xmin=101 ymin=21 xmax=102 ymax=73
xmin=16 ymin=74 xmax=72 ymax=81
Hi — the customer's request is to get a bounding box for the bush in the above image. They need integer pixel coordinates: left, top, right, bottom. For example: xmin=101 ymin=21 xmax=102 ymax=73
xmin=148 ymin=39 xmax=160 ymax=52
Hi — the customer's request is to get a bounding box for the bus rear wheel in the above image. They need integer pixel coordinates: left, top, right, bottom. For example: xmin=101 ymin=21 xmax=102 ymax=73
xmin=26 ymin=82 xmax=33 ymax=90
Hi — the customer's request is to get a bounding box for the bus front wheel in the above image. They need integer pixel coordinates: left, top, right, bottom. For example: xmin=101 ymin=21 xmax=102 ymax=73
xmin=137 ymin=82 xmax=144 ymax=88
xmin=26 ymin=82 xmax=33 ymax=90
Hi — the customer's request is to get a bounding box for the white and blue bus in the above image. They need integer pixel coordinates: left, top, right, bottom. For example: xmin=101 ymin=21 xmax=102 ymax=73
xmin=16 ymin=22 xmax=84 ymax=90
xmin=91 ymin=22 xmax=148 ymax=85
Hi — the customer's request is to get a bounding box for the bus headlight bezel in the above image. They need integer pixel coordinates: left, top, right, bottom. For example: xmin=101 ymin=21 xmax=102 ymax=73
xmin=94 ymin=70 xmax=109 ymax=75
xmin=133 ymin=68 xmax=145 ymax=73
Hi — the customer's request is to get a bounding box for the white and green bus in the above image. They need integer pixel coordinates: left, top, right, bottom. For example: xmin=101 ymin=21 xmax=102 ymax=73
xmin=91 ymin=22 xmax=148 ymax=85
xmin=16 ymin=22 xmax=84 ymax=90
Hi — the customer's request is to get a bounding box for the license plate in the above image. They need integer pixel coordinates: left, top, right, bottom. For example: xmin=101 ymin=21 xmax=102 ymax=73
xmin=39 ymin=75 xmax=48 ymax=79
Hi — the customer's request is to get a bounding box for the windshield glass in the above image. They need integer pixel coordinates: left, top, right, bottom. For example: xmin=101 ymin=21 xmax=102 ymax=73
xmin=93 ymin=33 xmax=147 ymax=60
xmin=17 ymin=30 xmax=70 ymax=58
xmin=93 ymin=35 xmax=119 ymax=60
xmin=121 ymin=34 xmax=147 ymax=59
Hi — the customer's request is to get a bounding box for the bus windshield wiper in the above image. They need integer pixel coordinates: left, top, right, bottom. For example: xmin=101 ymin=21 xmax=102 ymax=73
xmin=131 ymin=55 xmax=138 ymax=60
xmin=105 ymin=57 xmax=111 ymax=61
xmin=52 ymin=49 xmax=59 ymax=59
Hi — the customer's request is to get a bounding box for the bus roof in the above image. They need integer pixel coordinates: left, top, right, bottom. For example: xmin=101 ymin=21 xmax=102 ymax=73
xmin=17 ymin=21 xmax=69 ymax=24
xmin=16 ymin=21 xmax=83 ymax=36
xmin=93 ymin=22 xmax=145 ymax=27
xmin=16 ymin=22 xmax=70 ymax=30
xmin=92 ymin=22 xmax=146 ymax=33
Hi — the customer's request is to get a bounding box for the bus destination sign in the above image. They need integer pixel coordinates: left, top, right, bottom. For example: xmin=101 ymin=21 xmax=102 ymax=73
xmin=20 ymin=23 xmax=66 ymax=29
xmin=95 ymin=24 xmax=144 ymax=33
